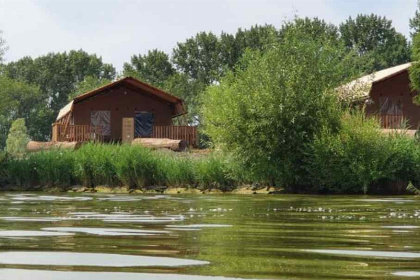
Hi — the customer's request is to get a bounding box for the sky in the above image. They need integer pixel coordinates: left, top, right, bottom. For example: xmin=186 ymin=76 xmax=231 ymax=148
xmin=0 ymin=0 xmax=417 ymax=72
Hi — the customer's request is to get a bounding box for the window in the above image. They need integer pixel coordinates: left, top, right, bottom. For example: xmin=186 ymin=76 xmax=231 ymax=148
xmin=90 ymin=111 xmax=111 ymax=136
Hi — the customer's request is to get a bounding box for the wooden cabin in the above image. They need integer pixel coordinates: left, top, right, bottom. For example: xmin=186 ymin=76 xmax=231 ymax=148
xmin=52 ymin=77 xmax=198 ymax=146
xmin=339 ymin=63 xmax=420 ymax=129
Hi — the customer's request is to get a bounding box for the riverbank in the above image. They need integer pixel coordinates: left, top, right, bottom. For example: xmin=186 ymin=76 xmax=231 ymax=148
xmin=0 ymin=184 xmax=280 ymax=195
xmin=0 ymin=141 xmax=416 ymax=195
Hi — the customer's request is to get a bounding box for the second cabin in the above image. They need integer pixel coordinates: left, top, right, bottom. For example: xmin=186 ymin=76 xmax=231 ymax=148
xmin=52 ymin=77 xmax=197 ymax=146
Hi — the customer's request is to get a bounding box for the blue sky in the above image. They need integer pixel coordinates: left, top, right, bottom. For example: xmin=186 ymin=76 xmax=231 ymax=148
xmin=0 ymin=0 xmax=417 ymax=71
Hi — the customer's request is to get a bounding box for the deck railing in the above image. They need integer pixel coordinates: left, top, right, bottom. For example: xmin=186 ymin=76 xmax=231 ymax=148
xmin=152 ymin=126 xmax=198 ymax=147
xmin=52 ymin=123 xmax=198 ymax=147
xmin=379 ymin=114 xmax=405 ymax=129
xmin=52 ymin=123 xmax=103 ymax=142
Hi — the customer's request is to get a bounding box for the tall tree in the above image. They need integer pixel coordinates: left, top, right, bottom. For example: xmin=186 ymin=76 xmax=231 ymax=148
xmin=69 ymin=75 xmax=112 ymax=100
xmin=0 ymin=76 xmax=44 ymax=147
xmin=3 ymin=50 xmax=116 ymax=139
xmin=339 ymin=14 xmax=410 ymax=72
xmin=410 ymin=0 xmax=420 ymax=38
xmin=410 ymin=32 xmax=420 ymax=94
xmin=172 ymin=32 xmax=222 ymax=85
xmin=227 ymin=24 xmax=279 ymax=68
xmin=0 ymin=30 xmax=6 ymax=63
xmin=280 ymin=17 xmax=340 ymax=44
xmin=163 ymin=72 xmax=206 ymax=125
xmin=123 ymin=49 xmax=174 ymax=88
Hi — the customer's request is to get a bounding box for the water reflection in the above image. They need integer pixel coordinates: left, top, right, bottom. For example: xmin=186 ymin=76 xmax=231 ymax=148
xmin=0 ymin=193 xmax=419 ymax=279
xmin=0 ymin=269 xmax=262 ymax=280
xmin=0 ymin=251 xmax=209 ymax=267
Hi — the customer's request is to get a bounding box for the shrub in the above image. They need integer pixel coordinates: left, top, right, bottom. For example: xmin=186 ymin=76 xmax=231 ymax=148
xmin=6 ymin=118 xmax=29 ymax=158
xmin=306 ymin=112 xmax=419 ymax=193
xmin=201 ymin=31 xmax=355 ymax=188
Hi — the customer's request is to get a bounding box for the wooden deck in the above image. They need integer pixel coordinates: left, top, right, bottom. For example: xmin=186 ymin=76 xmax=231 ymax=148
xmin=152 ymin=126 xmax=198 ymax=147
xmin=52 ymin=123 xmax=198 ymax=147
xmin=52 ymin=123 xmax=103 ymax=142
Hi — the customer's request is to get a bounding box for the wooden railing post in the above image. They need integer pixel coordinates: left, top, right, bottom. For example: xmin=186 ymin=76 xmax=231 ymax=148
xmin=151 ymin=126 xmax=198 ymax=147
xmin=379 ymin=114 xmax=404 ymax=129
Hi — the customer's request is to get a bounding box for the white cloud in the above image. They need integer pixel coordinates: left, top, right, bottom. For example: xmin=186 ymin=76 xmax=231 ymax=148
xmin=0 ymin=0 xmax=416 ymax=72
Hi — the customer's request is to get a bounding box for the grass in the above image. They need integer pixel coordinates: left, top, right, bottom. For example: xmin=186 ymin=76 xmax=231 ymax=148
xmin=2 ymin=119 xmax=420 ymax=194
xmin=2 ymin=143 xmax=233 ymax=191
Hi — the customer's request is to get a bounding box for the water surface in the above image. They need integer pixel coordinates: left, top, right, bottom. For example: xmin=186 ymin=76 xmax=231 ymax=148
xmin=0 ymin=193 xmax=419 ymax=279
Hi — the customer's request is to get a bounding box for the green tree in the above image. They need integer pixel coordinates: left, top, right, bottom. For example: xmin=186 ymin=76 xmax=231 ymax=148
xmin=0 ymin=30 xmax=7 ymax=63
xmin=5 ymin=118 xmax=30 ymax=157
xmin=2 ymin=50 xmax=116 ymax=139
xmin=410 ymin=0 xmax=420 ymax=38
xmin=202 ymin=32 xmax=354 ymax=187
xmin=0 ymin=76 xmax=44 ymax=146
xmin=339 ymin=14 xmax=410 ymax=72
xmin=123 ymin=49 xmax=174 ymax=88
xmin=224 ymin=24 xmax=279 ymax=69
xmin=172 ymin=32 xmax=222 ymax=85
xmin=410 ymin=33 xmax=420 ymax=94
xmin=69 ymin=75 xmax=112 ymax=100
xmin=163 ymin=72 xmax=206 ymax=124
xmin=280 ymin=17 xmax=340 ymax=44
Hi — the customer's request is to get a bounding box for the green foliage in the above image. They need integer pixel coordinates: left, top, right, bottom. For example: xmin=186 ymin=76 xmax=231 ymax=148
xmin=69 ymin=76 xmax=112 ymax=100
xmin=202 ymin=32 xmax=355 ymax=187
xmin=0 ymin=76 xmax=42 ymax=148
xmin=407 ymin=181 xmax=420 ymax=195
xmin=2 ymin=50 xmax=116 ymax=140
xmin=123 ymin=49 xmax=174 ymax=88
xmin=410 ymin=1 xmax=420 ymax=38
xmin=3 ymin=144 xmax=231 ymax=190
xmin=72 ymin=143 xmax=118 ymax=187
xmin=410 ymin=33 xmax=420 ymax=94
xmin=226 ymin=25 xmax=279 ymax=68
xmin=339 ymin=14 xmax=410 ymax=72
xmin=5 ymin=119 xmax=29 ymax=158
xmin=163 ymin=72 xmax=206 ymax=124
xmin=172 ymin=31 xmax=224 ymax=85
xmin=0 ymin=30 xmax=7 ymax=63
xmin=280 ymin=17 xmax=340 ymax=44
xmin=307 ymin=112 xmax=420 ymax=193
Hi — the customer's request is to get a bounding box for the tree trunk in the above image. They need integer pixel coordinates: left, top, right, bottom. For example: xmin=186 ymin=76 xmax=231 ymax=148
xmin=131 ymin=138 xmax=186 ymax=151
xmin=26 ymin=141 xmax=81 ymax=152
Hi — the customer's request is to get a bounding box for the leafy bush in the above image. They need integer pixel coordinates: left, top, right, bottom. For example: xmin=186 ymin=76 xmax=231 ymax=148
xmin=6 ymin=118 xmax=29 ymax=158
xmin=306 ymin=112 xmax=419 ymax=193
xmin=202 ymin=31 xmax=356 ymax=188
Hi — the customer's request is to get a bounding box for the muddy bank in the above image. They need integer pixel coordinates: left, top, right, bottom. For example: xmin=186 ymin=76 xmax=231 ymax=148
xmin=0 ymin=185 xmax=282 ymax=195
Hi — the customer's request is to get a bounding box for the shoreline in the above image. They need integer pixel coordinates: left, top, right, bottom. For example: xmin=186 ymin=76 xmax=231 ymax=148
xmin=0 ymin=185 xmax=281 ymax=195
xmin=0 ymin=185 xmax=413 ymax=195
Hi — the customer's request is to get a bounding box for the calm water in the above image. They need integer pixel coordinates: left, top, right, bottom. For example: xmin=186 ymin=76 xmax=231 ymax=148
xmin=0 ymin=193 xmax=419 ymax=279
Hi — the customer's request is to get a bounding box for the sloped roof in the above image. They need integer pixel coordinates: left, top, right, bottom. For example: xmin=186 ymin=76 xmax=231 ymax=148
xmin=56 ymin=100 xmax=73 ymax=121
xmin=56 ymin=77 xmax=186 ymax=121
xmin=337 ymin=62 xmax=412 ymax=101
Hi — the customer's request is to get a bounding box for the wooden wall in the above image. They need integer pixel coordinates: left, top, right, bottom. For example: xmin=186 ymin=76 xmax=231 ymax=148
xmin=72 ymin=85 xmax=174 ymax=141
xmin=365 ymin=71 xmax=420 ymax=129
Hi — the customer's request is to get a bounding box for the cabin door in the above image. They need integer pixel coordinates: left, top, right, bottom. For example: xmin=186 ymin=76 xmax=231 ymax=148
xmin=135 ymin=112 xmax=154 ymax=137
